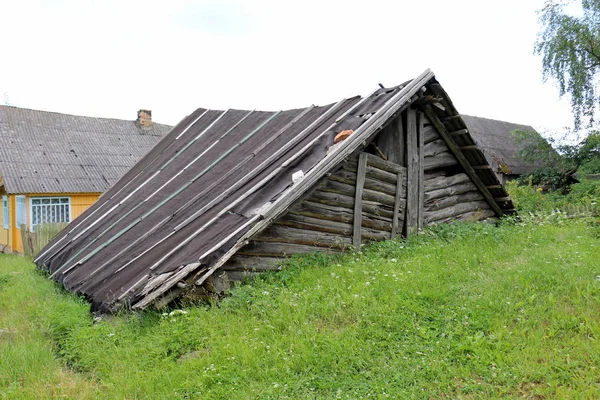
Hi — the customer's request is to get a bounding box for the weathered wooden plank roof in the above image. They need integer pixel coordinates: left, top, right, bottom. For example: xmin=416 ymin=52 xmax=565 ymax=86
xmin=0 ymin=105 xmax=172 ymax=194
xmin=36 ymin=69 xmax=514 ymax=312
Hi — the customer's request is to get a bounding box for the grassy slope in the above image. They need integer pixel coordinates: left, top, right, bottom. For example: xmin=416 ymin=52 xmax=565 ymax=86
xmin=1 ymin=220 xmax=599 ymax=399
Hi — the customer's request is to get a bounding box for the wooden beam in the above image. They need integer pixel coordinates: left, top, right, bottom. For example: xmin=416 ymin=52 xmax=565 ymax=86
xmin=405 ymin=109 xmax=419 ymax=235
xmin=422 ymin=106 xmax=504 ymax=217
xmin=487 ymin=184 xmax=502 ymax=189
xmin=417 ymin=111 xmax=425 ymax=231
xmin=473 ymin=165 xmax=492 ymax=170
xmin=494 ymin=196 xmax=511 ymax=202
xmin=391 ymin=172 xmax=404 ymax=238
xmin=353 ymin=153 xmax=367 ymax=249
xmin=459 ymin=145 xmax=479 ymax=151
xmin=450 ymin=128 xmax=469 ymax=137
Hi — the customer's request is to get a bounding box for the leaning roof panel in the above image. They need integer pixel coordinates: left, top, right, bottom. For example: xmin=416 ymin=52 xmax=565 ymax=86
xmin=36 ymin=70 xmax=515 ymax=311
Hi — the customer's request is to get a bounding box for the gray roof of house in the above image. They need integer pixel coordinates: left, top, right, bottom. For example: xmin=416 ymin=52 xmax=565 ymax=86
xmin=461 ymin=115 xmax=541 ymax=175
xmin=0 ymin=105 xmax=172 ymax=194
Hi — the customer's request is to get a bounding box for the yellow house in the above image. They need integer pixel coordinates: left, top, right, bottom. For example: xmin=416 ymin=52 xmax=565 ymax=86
xmin=0 ymin=105 xmax=172 ymax=253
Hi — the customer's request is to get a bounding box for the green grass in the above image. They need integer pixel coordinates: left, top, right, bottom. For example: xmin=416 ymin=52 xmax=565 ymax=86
xmin=1 ymin=219 xmax=600 ymax=399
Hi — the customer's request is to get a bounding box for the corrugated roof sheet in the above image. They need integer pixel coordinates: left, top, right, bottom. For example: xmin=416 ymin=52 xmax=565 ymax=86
xmin=0 ymin=105 xmax=172 ymax=194
xmin=461 ymin=115 xmax=541 ymax=175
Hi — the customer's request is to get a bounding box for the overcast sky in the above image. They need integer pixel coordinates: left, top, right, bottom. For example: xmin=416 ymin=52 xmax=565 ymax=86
xmin=0 ymin=0 xmax=575 ymax=135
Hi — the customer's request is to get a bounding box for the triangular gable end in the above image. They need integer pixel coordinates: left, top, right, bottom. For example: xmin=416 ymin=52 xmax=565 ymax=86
xmin=35 ymin=69 xmax=514 ymax=312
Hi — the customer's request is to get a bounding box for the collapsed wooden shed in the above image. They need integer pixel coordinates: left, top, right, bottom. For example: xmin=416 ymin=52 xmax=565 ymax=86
xmin=35 ymin=69 xmax=515 ymax=312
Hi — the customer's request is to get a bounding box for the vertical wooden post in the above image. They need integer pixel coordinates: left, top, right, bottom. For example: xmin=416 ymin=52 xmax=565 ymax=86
xmin=417 ymin=112 xmax=425 ymax=231
xmin=353 ymin=153 xmax=367 ymax=249
xmin=405 ymin=108 xmax=419 ymax=235
xmin=391 ymin=172 xmax=404 ymax=238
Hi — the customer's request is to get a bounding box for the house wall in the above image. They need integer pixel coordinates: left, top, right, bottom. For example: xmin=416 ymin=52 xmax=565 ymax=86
xmin=0 ymin=191 xmax=101 ymax=253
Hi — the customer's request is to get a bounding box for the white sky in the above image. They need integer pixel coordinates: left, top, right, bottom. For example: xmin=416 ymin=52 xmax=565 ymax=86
xmin=0 ymin=0 xmax=575 ymax=135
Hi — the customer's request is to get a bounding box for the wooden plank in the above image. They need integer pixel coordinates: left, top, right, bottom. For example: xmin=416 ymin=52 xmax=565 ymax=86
xmin=473 ymin=165 xmax=493 ymax=170
xmin=417 ymin=111 xmax=425 ymax=231
xmin=459 ymin=145 xmax=479 ymax=151
xmin=391 ymin=172 xmax=404 ymax=238
xmin=353 ymin=153 xmax=367 ymax=249
xmin=422 ymin=105 xmax=504 ymax=217
xmin=404 ymin=108 xmax=419 ymax=235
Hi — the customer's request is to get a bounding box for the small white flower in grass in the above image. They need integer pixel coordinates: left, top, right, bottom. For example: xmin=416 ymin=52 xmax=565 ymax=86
xmin=262 ymin=291 xmax=269 ymax=295
xmin=365 ymin=281 xmax=371 ymax=285
xmin=390 ymin=258 xmax=397 ymax=263
xmin=107 ymin=333 xmax=115 ymax=337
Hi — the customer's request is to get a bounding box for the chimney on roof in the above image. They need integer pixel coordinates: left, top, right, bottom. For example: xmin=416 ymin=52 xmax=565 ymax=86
xmin=137 ymin=109 xmax=152 ymax=127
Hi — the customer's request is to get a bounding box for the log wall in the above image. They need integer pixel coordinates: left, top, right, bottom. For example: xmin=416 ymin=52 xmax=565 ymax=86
xmin=421 ymin=118 xmax=494 ymax=225
xmin=220 ymin=152 xmax=407 ymax=282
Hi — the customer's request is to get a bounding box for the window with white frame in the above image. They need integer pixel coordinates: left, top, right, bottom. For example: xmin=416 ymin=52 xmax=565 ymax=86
xmin=30 ymin=197 xmax=71 ymax=231
xmin=16 ymin=195 xmax=26 ymax=229
xmin=2 ymin=196 xmax=8 ymax=229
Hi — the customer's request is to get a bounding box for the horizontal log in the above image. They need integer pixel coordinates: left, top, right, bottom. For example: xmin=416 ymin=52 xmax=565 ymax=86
xmin=238 ymin=241 xmax=342 ymax=258
xmin=365 ymin=153 xmax=407 ymax=176
xmin=289 ymin=201 xmax=395 ymax=231
xmin=256 ymin=225 xmax=352 ymax=248
xmin=343 ymin=161 xmax=404 ymax=185
xmin=309 ymin=191 xmax=396 ymax=220
xmin=425 ymin=181 xmax=478 ymax=202
xmin=473 ymin=165 xmax=492 ymax=170
xmin=328 ymin=169 xmax=403 ymax=197
xmin=422 ymin=125 xmax=440 ymax=144
xmin=424 ymin=170 xmax=450 ymax=180
xmin=423 ymin=152 xmax=458 ymax=171
xmin=221 ymin=255 xmax=283 ymax=272
xmin=428 ymin=208 xmax=496 ymax=225
xmin=320 ymin=179 xmax=400 ymax=208
xmin=424 ymin=139 xmax=449 ymax=158
xmin=275 ymin=213 xmax=391 ymax=240
xmin=487 ymin=185 xmax=503 ymax=189
xmin=425 ymin=200 xmax=491 ymax=224
xmin=424 ymin=173 xmax=470 ymax=192
xmin=425 ymin=190 xmax=483 ymax=212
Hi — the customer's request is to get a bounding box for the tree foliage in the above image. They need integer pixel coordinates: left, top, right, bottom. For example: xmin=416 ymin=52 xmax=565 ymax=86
xmin=535 ymin=0 xmax=600 ymax=129
xmin=512 ymin=128 xmax=600 ymax=190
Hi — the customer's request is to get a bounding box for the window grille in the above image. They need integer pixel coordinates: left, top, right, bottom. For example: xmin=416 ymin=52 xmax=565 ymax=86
xmin=30 ymin=197 xmax=71 ymax=231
